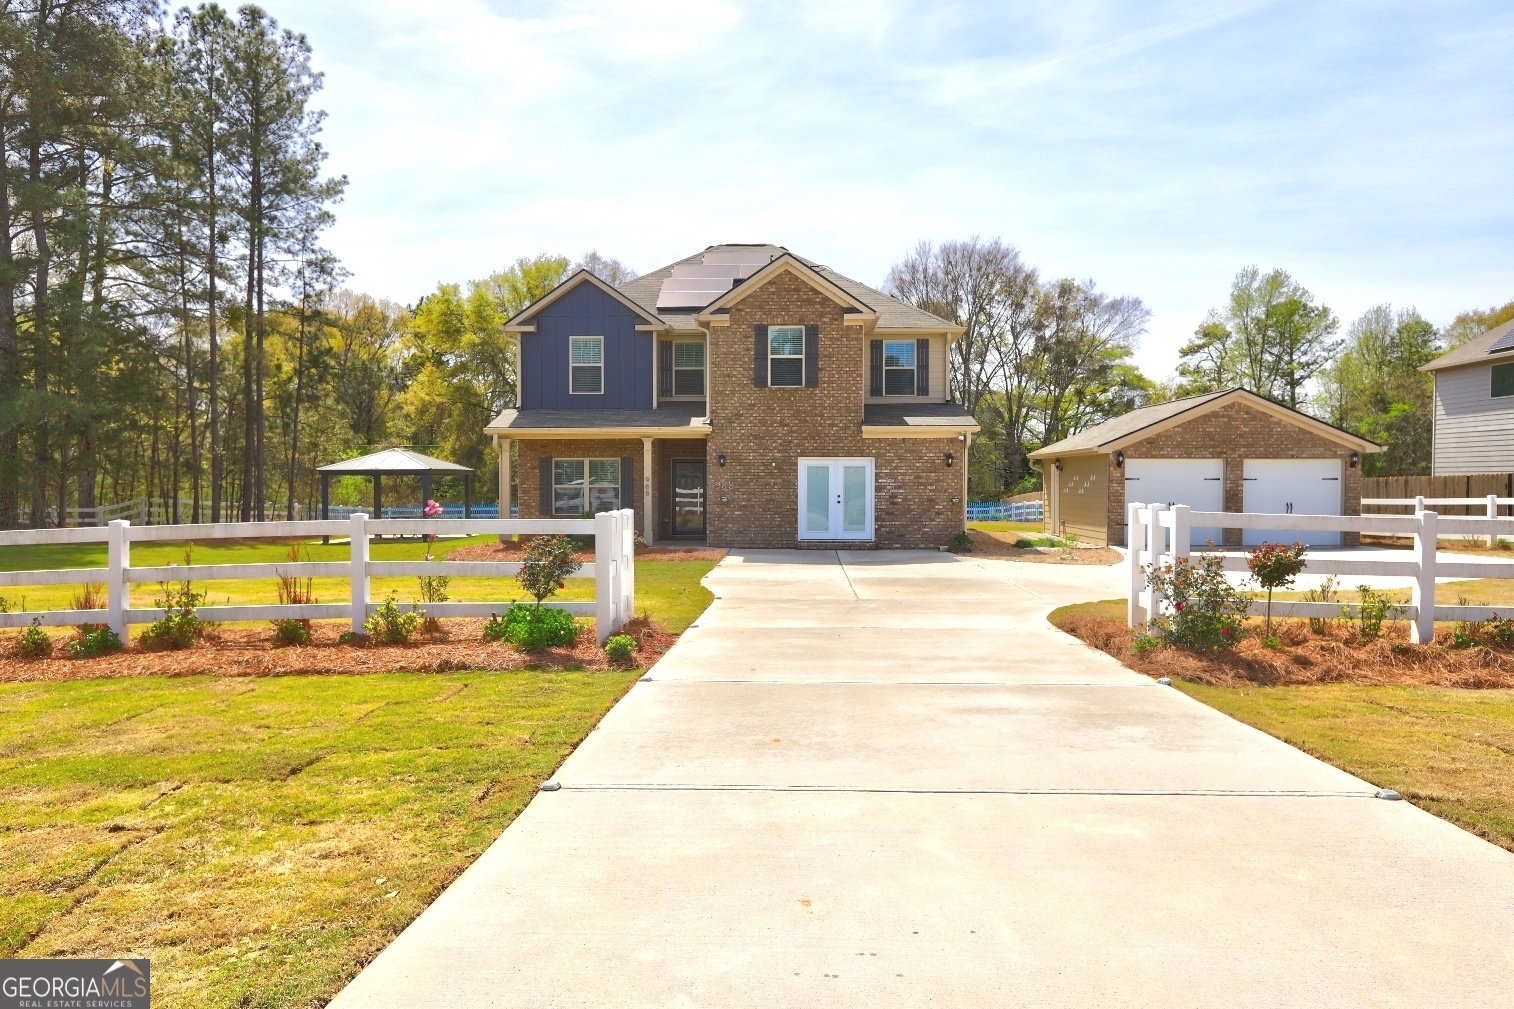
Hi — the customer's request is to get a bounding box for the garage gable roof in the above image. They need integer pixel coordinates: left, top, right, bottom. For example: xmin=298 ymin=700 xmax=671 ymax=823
xmin=1028 ymin=388 xmax=1382 ymax=458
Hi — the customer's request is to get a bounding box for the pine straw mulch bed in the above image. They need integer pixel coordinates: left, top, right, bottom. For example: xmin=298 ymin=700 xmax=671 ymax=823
xmin=963 ymin=529 xmax=1122 ymax=565
xmin=446 ymin=541 xmax=727 ymax=563
xmin=0 ymin=616 xmax=678 ymax=685
xmin=1056 ymin=612 xmax=1514 ymax=689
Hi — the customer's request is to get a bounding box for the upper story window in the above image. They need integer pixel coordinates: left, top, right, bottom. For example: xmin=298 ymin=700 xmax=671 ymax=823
xmin=674 ymin=341 xmax=705 ymax=396
xmin=553 ymin=458 xmax=620 ymax=515
xmin=569 ymin=336 xmax=603 ymax=394
xmin=1494 ymin=362 xmax=1514 ymax=398
xmin=769 ymin=326 xmax=804 ymax=387
xmin=883 ymin=341 xmax=917 ymax=396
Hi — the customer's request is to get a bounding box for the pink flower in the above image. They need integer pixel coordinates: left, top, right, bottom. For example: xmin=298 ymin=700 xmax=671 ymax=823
xmin=423 ymin=499 xmax=443 ymax=518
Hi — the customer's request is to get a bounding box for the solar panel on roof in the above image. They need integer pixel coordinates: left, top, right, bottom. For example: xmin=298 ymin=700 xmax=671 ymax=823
xmin=656 ymin=249 xmax=776 ymax=309
xmin=1488 ymin=329 xmax=1514 ymax=354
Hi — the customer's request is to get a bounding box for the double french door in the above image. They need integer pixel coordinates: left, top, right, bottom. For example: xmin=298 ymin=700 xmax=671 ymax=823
xmin=798 ymin=458 xmax=874 ymax=541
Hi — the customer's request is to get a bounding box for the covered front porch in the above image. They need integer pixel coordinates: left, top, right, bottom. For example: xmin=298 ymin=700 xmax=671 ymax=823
xmin=485 ymin=405 xmax=711 ymax=544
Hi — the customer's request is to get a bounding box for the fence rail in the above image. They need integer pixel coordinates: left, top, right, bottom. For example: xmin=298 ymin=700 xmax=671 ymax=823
xmin=1126 ymin=502 xmax=1514 ymax=644
xmin=0 ymin=511 xmax=635 ymax=644
xmin=967 ymin=501 xmax=1044 ymax=523
xmin=12 ymin=498 xmax=518 ymax=527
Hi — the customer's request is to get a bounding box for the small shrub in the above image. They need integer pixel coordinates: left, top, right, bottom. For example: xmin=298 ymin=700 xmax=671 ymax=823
xmin=71 ymin=582 xmax=106 ymax=611
xmin=1301 ymin=574 xmax=1340 ymax=634
xmin=516 ymin=535 xmax=583 ymax=606
xmin=68 ymin=624 xmax=121 ymax=658
xmin=0 ymin=595 xmax=10 ymax=613
xmin=948 ymin=531 xmax=973 ymax=553
xmin=364 ymin=591 xmax=422 ymax=645
xmin=604 ymin=634 xmax=637 ymax=665
xmin=484 ymin=603 xmax=578 ymax=651
xmin=271 ymin=618 xmax=312 ymax=647
xmin=11 ymin=618 xmax=53 ymax=659
xmin=1131 ymin=631 xmax=1161 ymax=656
xmin=140 ymin=580 xmax=208 ymax=651
xmin=1143 ymin=552 xmax=1250 ymax=652
xmin=337 ymin=630 xmax=362 ymax=646
xmin=1246 ymin=541 xmax=1308 ymax=638
xmin=1351 ymin=585 xmax=1405 ymax=640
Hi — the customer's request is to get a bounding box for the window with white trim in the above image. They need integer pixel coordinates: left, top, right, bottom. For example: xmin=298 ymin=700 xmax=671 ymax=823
xmin=883 ymin=341 xmax=916 ymax=396
xmin=552 ymin=458 xmax=620 ymax=515
xmin=569 ymin=336 xmax=603 ymax=394
xmin=769 ymin=325 xmax=804 ymax=387
xmin=673 ymin=341 xmax=705 ymax=396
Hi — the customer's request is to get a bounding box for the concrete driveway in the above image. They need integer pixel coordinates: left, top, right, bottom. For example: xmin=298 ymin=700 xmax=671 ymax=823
xmin=331 ymin=551 xmax=1514 ymax=1008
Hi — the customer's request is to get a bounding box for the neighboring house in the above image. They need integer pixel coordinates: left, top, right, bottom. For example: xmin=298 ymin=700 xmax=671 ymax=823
xmin=1028 ymin=388 xmax=1381 ymax=548
xmin=483 ymin=245 xmax=979 ymax=548
xmin=1420 ymin=317 xmax=1514 ymax=475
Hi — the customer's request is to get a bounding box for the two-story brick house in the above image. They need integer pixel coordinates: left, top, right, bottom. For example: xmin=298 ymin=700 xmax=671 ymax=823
xmin=483 ymin=244 xmax=979 ymax=549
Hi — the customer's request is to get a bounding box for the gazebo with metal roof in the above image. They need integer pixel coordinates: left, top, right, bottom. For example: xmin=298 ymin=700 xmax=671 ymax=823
xmin=317 ymin=448 xmax=475 ymax=520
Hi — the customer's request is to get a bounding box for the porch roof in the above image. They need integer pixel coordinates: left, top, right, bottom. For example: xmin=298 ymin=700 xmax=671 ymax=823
xmin=486 ymin=403 xmax=711 ymax=438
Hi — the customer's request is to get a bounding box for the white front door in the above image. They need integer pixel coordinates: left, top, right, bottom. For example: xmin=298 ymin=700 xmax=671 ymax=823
xmin=1242 ymin=458 xmax=1343 ymax=547
xmin=798 ymin=458 xmax=874 ymax=541
xmin=1123 ymin=458 xmax=1225 ymax=547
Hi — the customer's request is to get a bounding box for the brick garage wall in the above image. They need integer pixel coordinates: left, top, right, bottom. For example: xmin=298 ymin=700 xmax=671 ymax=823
xmin=654 ymin=438 xmax=709 ymax=540
xmin=1108 ymin=402 xmax=1363 ymax=547
xmin=707 ymin=270 xmax=963 ymax=549
xmin=517 ymin=438 xmax=648 ymax=532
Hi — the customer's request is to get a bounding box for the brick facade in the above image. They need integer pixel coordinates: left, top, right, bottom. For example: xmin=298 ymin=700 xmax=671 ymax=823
xmin=704 ymin=271 xmax=964 ymax=549
xmin=1108 ymin=402 xmax=1363 ymax=547
xmin=517 ymin=438 xmax=648 ymax=531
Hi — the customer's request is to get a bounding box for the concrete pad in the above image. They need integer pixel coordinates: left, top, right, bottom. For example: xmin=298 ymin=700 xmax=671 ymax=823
xmin=560 ymin=681 xmax=1372 ymax=794
xmin=649 ymin=626 xmax=1136 ymax=684
xmin=331 ymin=789 xmax=1514 ymax=1009
xmin=331 ymin=550 xmax=1514 ymax=1008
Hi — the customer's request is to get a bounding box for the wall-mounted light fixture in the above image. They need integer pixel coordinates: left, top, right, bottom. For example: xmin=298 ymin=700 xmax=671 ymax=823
xmin=1114 ymin=450 xmax=1125 ymax=468
xmin=717 ymin=453 xmax=727 ymax=467
xmin=1053 ymin=458 xmax=1063 ymax=472
xmin=1349 ymin=451 xmax=1360 ymax=469
xmin=944 ymin=451 xmax=955 ymax=467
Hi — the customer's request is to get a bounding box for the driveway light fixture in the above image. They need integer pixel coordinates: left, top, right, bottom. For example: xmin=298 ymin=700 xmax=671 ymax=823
xmin=1114 ymin=451 xmax=1125 ymax=468
xmin=1349 ymin=451 xmax=1360 ymax=469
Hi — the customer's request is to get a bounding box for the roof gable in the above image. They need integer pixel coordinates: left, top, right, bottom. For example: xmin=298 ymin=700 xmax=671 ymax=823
xmin=504 ymin=269 xmax=667 ymax=332
xmin=1028 ymin=388 xmax=1382 ymax=458
xmin=1421 ymin=317 xmax=1514 ymax=373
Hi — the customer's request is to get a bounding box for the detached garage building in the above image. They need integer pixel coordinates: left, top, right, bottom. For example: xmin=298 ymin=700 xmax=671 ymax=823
xmin=1029 ymin=388 xmax=1381 ymax=548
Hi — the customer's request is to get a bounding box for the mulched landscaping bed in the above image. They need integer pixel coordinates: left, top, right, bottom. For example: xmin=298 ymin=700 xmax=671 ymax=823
xmin=963 ymin=529 xmax=1122 ymax=565
xmin=1056 ymin=610 xmax=1514 ymax=689
xmin=0 ymin=616 xmax=677 ymax=684
xmin=447 ymin=540 xmax=727 ymax=563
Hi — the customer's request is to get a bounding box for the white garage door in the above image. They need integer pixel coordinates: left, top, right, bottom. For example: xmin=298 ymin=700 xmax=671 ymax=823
xmin=1242 ymin=458 xmax=1342 ymax=547
xmin=1124 ymin=458 xmax=1225 ymax=548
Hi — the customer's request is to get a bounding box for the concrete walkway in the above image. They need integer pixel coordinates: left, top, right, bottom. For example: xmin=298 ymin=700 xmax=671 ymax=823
xmin=331 ymin=551 xmax=1514 ymax=1008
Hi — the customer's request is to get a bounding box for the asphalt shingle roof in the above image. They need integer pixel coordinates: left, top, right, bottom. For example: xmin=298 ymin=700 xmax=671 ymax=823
xmin=486 ymin=403 xmax=709 ymax=432
xmin=862 ymin=403 xmax=980 ymax=429
xmin=1420 ymin=317 xmax=1514 ymax=372
xmin=618 ymin=244 xmax=959 ymax=333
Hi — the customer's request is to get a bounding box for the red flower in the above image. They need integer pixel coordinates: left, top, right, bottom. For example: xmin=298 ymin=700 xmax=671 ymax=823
xmin=1174 ymin=602 xmax=1185 ymax=612
xmin=1222 ymin=627 xmax=1231 ymax=636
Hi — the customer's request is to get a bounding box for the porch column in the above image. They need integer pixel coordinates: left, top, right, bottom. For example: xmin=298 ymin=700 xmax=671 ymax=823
xmin=962 ymin=432 xmax=971 ymax=531
xmin=498 ymin=439 xmax=511 ymax=520
xmin=642 ymin=437 xmax=654 ymax=544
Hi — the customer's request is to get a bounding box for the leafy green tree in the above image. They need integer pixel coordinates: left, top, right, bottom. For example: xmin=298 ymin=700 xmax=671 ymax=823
xmin=1443 ymin=298 xmax=1514 ymax=349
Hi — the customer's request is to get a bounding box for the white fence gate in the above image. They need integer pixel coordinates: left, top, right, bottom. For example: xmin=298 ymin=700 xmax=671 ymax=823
xmin=1127 ymin=501 xmax=1514 ymax=644
xmin=0 ymin=510 xmax=635 ymax=644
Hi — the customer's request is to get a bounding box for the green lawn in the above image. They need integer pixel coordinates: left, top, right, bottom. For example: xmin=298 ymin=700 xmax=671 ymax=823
xmin=0 ymin=537 xmax=718 ymax=635
xmin=1182 ymin=683 xmax=1514 ymax=852
xmin=0 ymin=669 xmax=642 ymax=1008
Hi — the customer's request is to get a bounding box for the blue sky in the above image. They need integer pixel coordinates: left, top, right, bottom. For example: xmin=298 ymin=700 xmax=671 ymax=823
xmin=259 ymin=0 xmax=1514 ymax=377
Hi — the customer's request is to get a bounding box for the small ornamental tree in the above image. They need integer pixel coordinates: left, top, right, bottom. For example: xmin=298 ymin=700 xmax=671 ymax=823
xmin=1247 ymin=541 xmax=1308 ymax=638
xmin=516 ymin=535 xmax=583 ymax=610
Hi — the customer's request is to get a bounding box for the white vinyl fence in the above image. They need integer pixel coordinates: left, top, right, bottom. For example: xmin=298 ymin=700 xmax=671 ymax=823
xmin=1127 ymin=501 xmax=1514 ymax=644
xmin=0 ymin=510 xmax=635 ymax=644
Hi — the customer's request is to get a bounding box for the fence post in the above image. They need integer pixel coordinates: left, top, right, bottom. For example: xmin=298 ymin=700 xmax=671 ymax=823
xmin=595 ymin=510 xmax=615 ymax=644
xmin=1415 ymin=494 xmax=1425 ymax=515
xmin=1142 ymin=505 xmax=1165 ymax=620
xmin=1127 ymin=502 xmax=1146 ymax=626
xmin=107 ymin=520 xmax=130 ymax=640
xmin=1488 ymin=494 xmax=1499 ymax=548
xmin=350 ymin=512 xmax=369 ymax=635
xmin=620 ymin=507 xmax=635 ymax=631
xmin=1412 ymin=509 xmax=1437 ymax=644
xmin=1171 ymin=504 xmax=1191 ymax=562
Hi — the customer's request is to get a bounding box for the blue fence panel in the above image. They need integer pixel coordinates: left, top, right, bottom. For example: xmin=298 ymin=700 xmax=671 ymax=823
xmin=967 ymin=501 xmax=1043 ymax=523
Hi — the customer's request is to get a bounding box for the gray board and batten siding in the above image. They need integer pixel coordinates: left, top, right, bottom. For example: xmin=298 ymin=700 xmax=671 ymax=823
xmin=519 ymin=282 xmax=653 ymax=410
xmin=1432 ymin=361 xmax=1514 ymax=475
